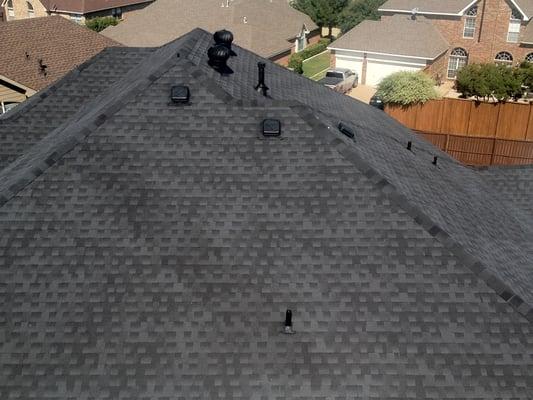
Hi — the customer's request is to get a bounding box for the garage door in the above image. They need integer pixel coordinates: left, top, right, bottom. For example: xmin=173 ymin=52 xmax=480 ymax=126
xmin=366 ymin=60 xmax=422 ymax=87
xmin=334 ymin=55 xmax=363 ymax=80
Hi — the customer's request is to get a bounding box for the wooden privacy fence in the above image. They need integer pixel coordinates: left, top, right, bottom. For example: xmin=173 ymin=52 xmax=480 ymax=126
xmin=385 ymin=98 xmax=533 ymax=165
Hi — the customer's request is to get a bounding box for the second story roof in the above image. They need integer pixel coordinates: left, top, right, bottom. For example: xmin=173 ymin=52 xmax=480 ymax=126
xmin=380 ymin=0 xmax=533 ymax=19
xmin=39 ymin=0 xmax=153 ymax=14
xmin=0 ymin=16 xmax=119 ymax=92
xmin=328 ymin=14 xmax=449 ymax=59
xmin=101 ymin=0 xmax=318 ymax=57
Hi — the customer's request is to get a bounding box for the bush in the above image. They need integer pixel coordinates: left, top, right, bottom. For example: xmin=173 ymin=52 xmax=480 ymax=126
xmin=85 ymin=16 xmax=119 ymax=32
xmin=456 ymin=63 xmax=522 ymax=101
xmin=288 ymin=38 xmax=331 ymax=74
xmin=376 ymin=71 xmax=440 ymax=106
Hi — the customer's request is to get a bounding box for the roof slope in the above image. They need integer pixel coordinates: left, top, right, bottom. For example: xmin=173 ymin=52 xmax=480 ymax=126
xmin=39 ymin=0 xmax=152 ymax=13
xmin=102 ymin=0 xmax=317 ymax=57
xmin=379 ymin=0 xmax=475 ymax=14
xmin=479 ymin=165 xmax=533 ymax=222
xmin=0 ymin=16 xmax=119 ymax=91
xmin=514 ymin=0 xmax=533 ymax=18
xmin=329 ymin=14 xmax=449 ymax=59
xmin=0 ymin=29 xmax=532 ymax=398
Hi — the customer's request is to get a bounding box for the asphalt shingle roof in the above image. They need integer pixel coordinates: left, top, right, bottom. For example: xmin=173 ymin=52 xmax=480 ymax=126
xmin=379 ymin=0 xmax=476 ymax=14
xmin=0 ymin=28 xmax=532 ymax=399
xmin=101 ymin=0 xmax=318 ymax=58
xmin=0 ymin=16 xmax=120 ymax=91
xmin=328 ymin=14 xmax=449 ymax=59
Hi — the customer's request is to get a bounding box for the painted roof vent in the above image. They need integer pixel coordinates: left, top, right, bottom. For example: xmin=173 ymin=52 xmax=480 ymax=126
xmin=170 ymin=85 xmax=190 ymax=104
xmin=262 ymin=119 xmax=281 ymax=137
xmin=254 ymin=62 xmax=269 ymax=96
xmin=207 ymin=44 xmax=233 ymax=74
xmin=214 ymin=29 xmax=236 ymax=55
xmin=338 ymin=121 xmax=355 ymax=139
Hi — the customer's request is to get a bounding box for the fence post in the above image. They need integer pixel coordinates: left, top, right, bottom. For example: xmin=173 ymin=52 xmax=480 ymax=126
xmin=444 ymin=134 xmax=450 ymax=152
xmin=489 ymin=137 xmax=497 ymax=165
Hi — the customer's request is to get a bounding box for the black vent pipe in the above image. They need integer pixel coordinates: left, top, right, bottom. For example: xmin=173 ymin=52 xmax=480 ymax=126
xmin=254 ymin=62 xmax=269 ymax=96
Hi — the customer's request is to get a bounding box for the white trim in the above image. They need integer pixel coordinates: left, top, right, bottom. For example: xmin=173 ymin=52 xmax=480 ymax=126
xmin=377 ymin=8 xmax=462 ymax=16
xmin=378 ymin=0 xmax=479 ymax=17
xmin=509 ymin=0 xmax=529 ymax=21
xmin=458 ymin=0 xmax=481 ymax=15
xmin=328 ymin=46 xmax=440 ymax=61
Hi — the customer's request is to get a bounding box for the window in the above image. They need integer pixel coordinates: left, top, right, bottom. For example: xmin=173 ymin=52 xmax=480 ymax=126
xmin=507 ymin=9 xmax=521 ymax=42
xmin=6 ymin=0 xmax=14 ymax=17
xmin=112 ymin=7 xmax=122 ymax=18
xmin=463 ymin=5 xmax=477 ymax=38
xmin=70 ymin=13 xmax=82 ymax=22
xmin=495 ymin=51 xmax=513 ymax=65
xmin=447 ymin=48 xmax=468 ymax=79
xmin=26 ymin=1 xmax=34 ymax=17
xmin=526 ymin=53 xmax=533 ymax=62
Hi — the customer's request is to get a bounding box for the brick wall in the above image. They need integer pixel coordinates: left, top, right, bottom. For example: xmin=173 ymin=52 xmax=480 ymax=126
xmin=424 ymin=50 xmax=450 ymax=83
xmin=383 ymin=0 xmax=533 ymax=78
xmin=3 ymin=0 xmax=47 ymax=21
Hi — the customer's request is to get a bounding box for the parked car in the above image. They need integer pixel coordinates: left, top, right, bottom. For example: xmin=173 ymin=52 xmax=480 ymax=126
xmin=369 ymin=94 xmax=384 ymax=110
xmin=319 ymin=68 xmax=358 ymax=93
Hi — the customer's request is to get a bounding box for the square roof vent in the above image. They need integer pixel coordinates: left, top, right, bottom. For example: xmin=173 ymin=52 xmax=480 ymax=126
xmin=170 ymin=85 xmax=190 ymax=104
xmin=262 ymin=119 xmax=281 ymax=137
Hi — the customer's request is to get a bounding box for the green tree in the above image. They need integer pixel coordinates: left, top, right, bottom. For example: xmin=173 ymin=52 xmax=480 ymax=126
xmin=338 ymin=0 xmax=387 ymax=33
xmin=456 ymin=64 xmax=523 ymax=101
xmin=376 ymin=71 xmax=440 ymax=106
xmin=291 ymin=0 xmax=348 ymax=37
xmin=85 ymin=16 xmax=119 ymax=33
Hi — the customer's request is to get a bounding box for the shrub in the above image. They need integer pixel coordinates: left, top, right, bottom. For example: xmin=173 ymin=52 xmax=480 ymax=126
xmin=456 ymin=63 xmax=522 ymax=101
xmin=376 ymin=71 xmax=440 ymax=106
xmin=288 ymin=38 xmax=331 ymax=74
xmin=85 ymin=16 xmax=119 ymax=32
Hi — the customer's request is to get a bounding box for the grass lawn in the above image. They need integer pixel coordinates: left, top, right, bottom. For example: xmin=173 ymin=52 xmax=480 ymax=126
xmin=303 ymin=51 xmax=330 ymax=81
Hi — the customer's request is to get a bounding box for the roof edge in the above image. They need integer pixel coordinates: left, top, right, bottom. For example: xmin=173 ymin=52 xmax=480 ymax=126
xmin=291 ymin=104 xmax=533 ymax=323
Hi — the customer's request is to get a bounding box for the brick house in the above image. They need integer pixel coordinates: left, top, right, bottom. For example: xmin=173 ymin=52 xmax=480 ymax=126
xmin=329 ymin=0 xmax=533 ymax=86
xmin=0 ymin=0 xmax=153 ymax=24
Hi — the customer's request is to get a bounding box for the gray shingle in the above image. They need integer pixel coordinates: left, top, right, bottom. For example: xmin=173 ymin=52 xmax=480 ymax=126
xmin=0 ymin=28 xmax=532 ymax=399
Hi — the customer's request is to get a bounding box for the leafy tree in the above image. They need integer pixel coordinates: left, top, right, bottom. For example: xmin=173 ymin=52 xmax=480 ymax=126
xmin=338 ymin=0 xmax=387 ymax=33
xmin=456 ymin=64 xmax=523 ymax=101
xmin=515 ymin=61 xmax=533 ymax=91
xmin=291 ymin=0 xmax=348 ymax=37
xmin=85 ymin=16 xmax=119 ymax=32
xmin=376 ymin=71 xmax=440 ymax=106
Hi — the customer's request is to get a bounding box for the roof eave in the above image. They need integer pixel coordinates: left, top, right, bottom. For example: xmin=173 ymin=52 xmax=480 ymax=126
xmin=377 ymin=8 xmax=463 ymax=17
xmin=509 ymin=0 xmax=530 ymax=21
xmin=0 ymin=74 xmax=37 ymax=94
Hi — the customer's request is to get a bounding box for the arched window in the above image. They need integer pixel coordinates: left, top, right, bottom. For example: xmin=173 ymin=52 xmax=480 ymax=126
xmin=526 ymin=53 xmax=533 ymax=62
xmin=495 ymin=51 xmax=513 ymax=65
xmin=6 ymin=0 xmax=14 ymax=17
xmin=447 ymin=48 xmax=468 ymax=79
xmin=463 ymin=5 xmax=477 ymax=38
xmin=26 ymin=1 xmax=35 ymax=17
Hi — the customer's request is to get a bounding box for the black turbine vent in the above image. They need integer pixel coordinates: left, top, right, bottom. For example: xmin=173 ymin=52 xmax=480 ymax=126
xmin=213 ymin=29 xmax=236 ymax=55
xmin=207 ymin=45 xmax=233 ymax=74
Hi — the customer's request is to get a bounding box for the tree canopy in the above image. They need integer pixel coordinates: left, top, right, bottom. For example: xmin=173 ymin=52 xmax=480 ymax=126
xmin=456 ymin=64 xmax=523 ymax=101
xmin=338 ymin=0 xmax=387 ymax=33
xmin=291 ymin=0 xmax=348 ymax=36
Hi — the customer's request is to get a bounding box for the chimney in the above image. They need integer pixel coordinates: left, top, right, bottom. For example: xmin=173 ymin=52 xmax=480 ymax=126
xmin=254 ymin=62 xmax=269 ymax=96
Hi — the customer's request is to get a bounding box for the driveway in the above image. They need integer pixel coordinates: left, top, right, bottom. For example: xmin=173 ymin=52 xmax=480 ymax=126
xmin=348 ymin=85 xmax=376 ymax=104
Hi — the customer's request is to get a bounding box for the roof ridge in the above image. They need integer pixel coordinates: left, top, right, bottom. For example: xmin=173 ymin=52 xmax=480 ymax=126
xmin=0 ymin=30 xmax=202 ymax=209
xmin=289 ymin=104 xmax=533 ymax=322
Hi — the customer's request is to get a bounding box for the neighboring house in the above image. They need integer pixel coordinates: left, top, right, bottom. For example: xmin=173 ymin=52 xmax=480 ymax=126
xmin=0 ymin=27 xmax=533 ymax=399
xmin=329 ymin=0 xmax=533 ymax=86
xmin=0 ymin=0 xmax=153 ymax=23
xmin=0 ymin=16 xmax=119 ymax=113
xmin=101 ymin=0 xmax=320 ymax=65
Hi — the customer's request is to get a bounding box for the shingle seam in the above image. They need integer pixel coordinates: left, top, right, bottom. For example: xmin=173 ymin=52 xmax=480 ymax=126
xmin=290 ymin=103 xmax=533 ymax=324
xmin=0 ymin=35 xmax=199 ymax=211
